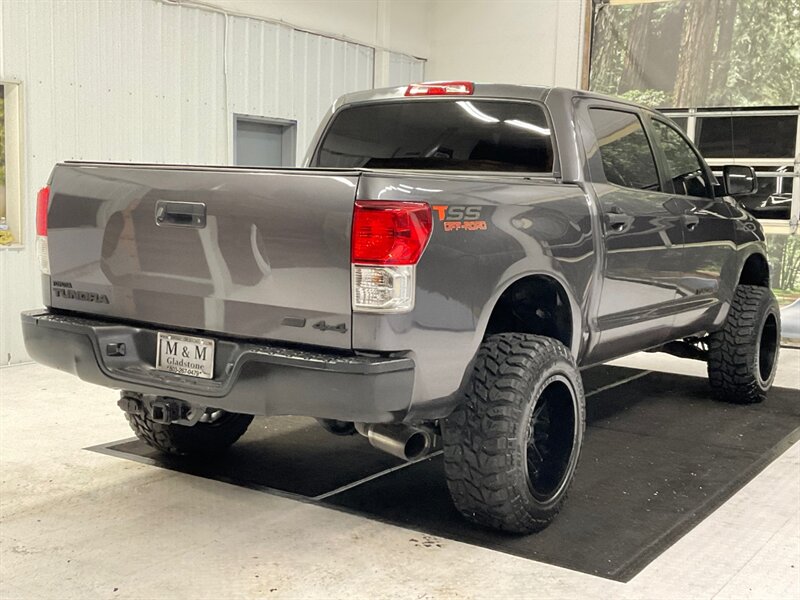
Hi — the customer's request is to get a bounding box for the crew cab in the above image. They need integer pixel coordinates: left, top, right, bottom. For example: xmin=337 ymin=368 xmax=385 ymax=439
xmin=22 ymin=82 xmax=781 ymax=533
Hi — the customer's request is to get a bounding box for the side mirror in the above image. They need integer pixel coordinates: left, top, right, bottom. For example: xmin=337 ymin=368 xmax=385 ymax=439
xmin=722 ymin=165 xmax=757 ymax=196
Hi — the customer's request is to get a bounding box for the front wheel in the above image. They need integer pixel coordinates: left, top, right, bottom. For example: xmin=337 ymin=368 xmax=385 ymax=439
xmin=442 ymin=333 xmax=585 ymax=534
xmin=707 ymin=285 xmax=781 ymax=404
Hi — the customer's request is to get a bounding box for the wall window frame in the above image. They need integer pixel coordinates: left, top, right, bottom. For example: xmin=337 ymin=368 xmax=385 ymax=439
xmin=0 ymin=79 xmax=24 ymax=248
xmin=659 ymin=105 xmax=800 ymax=234
xmin=659 ymin=105 xmax=800 ymax=321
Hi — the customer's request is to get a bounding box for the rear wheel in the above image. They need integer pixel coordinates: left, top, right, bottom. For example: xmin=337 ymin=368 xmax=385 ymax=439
xmin=707 ymin=285 xmax=781 ymax=404
xmin=442 ymin=333 xmax=585 ymax=534
xmin=125 ymin=405 xmax=253 ymax=456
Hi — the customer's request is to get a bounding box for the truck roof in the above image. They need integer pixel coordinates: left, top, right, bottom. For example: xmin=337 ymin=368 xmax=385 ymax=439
xmin=333 ymin=83 xmax=645 ymax=112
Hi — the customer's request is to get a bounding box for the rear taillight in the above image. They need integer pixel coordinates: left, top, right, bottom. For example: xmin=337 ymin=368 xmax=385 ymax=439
xmin=36 ymin=186 xmax=50 ymax=236
xmin=352 ymin=201 xmax=432 ymax=265
xmin=36 ymin=186 xmax=51 ymax=274
xmin=405 ymin=81 xmax=474 ymax=96
xmin=351 ymin=201 xmax=432 ymax=313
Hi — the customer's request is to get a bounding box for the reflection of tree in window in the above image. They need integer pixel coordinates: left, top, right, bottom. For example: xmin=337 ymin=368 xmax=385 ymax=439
xmin=589 ymin=0 xmax=800 ymax=108
xmin=589 ymin=108 xmax=659 ymax=190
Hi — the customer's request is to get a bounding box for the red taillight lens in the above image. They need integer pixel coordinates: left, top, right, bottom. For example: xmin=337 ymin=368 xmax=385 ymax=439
xmin=36 ymin=186 xmax=50 ymax=236
xmin=352 ymin=201 xmax=432 ymax=265
xmin=405 ymin=81 xmax=474 ymax=96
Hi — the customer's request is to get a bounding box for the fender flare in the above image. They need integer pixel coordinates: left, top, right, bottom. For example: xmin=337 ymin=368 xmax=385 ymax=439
xmin=473 ymin=269 xmax=584 ymax=360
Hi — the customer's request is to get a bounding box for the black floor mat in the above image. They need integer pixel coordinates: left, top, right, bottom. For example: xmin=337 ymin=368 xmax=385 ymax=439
xmin=98 ymin=415 xmax=403 ymax=499
xmin=94 ymin=366 xmax=633 ymax=498
xmin=90 ymin=366 xmax=800 ymax=581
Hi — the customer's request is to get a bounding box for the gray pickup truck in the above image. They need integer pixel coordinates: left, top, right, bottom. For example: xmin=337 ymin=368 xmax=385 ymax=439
xmin=22 ymin=82 xmax=781 ymax=534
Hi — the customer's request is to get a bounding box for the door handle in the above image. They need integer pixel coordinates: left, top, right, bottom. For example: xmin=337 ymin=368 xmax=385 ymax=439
xmin=605 ymin=207 xmax=633 ymax=232
xmin=682 ymin=214 xmax=699 ymax=231
xmin=155 ymin=200 xmax=207 ymax=228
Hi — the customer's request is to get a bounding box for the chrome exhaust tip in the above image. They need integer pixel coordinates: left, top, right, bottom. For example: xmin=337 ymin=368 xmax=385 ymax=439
xmin=355 ymin=423 xmax=434 ymax=462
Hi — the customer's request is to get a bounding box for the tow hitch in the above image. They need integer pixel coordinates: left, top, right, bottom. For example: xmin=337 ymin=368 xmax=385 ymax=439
xmin=117 ymin=392 xmax=203 ymax=426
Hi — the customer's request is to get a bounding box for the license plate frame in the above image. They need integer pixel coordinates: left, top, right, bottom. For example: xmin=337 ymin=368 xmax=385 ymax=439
xmin=155 ymin=332 xmax=215 ymax=379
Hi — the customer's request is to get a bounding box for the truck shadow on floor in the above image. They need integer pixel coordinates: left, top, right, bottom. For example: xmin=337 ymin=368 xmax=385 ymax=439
xmin=89 ymin=365 xmax=800 ymax=582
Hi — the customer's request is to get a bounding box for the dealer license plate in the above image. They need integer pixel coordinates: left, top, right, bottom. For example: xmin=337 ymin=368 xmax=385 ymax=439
xmin=156 ymin=332 xmax=215 ymax=379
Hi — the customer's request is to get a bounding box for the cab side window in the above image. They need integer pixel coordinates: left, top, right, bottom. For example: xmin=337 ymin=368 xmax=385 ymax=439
xmin=652 ymin=119 xmax=713 ymax=198
xmin=588 ymin=108 xmax=660 ymax=192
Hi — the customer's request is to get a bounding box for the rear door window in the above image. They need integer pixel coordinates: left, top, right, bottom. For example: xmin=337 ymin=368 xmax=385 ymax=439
xmin=312 ymin=100 xmax=554 ymax=173
xmin=588 ymin=108 xmax=660 ymax=191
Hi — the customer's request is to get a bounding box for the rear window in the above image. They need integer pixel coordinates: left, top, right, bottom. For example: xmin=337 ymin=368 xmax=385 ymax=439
xmin=311 ymin=100 xmax=554 ymax=173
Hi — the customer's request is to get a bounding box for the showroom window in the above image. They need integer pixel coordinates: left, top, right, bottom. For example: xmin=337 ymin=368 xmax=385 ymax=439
xmin=667 ymin=115 xmax=688 ymax=133
xmin=661 ymin=105 xmax=800 ymax=312
xmin=695 ymin=113 xmax=797 ymax=159
xmin=588 ymin=108 xmax=660 ymax=191
xmin=660 ymin=106 xmax=800 ymax=223
xmin=234 ymin=116 xmax=297 ymax=167
xmin=0 ymin=81 xmax=22 ymax=247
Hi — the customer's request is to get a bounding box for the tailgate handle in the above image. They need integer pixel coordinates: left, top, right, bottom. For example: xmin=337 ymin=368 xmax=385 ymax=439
xmin=155 ymin=200 xmax=206 ymax=228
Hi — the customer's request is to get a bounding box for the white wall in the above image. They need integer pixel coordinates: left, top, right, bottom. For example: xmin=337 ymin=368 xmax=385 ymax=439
xmin=0 ymin=0 xmax=422 ymax=364
xmin=201 ymin=0 xmax=587 ymax=86
xmin=0 ymin=0 xmax=585 ymax=364
xmin=427 ymin=0 xmax=585 ymax=87
xmin=203 ymin=0 xmax=431 ymax=58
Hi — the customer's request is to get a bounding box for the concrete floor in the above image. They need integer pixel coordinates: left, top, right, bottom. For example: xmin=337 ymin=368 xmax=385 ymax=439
xmin=1 ymin=350 xmax=798 ymax=599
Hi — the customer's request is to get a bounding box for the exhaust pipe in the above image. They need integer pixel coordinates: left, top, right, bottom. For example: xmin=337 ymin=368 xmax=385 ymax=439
xmin=355 ymin=423 xmax=435 ymax=462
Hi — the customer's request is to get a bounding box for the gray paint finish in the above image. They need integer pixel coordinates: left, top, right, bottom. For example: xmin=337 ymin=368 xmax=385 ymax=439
xmin=46 ymin=164 xmax=359 ymax=350
xmin=24 ymin=83 xmax=770 ymax=424
xmin=352 ymin=172 xmax=593 ymax=411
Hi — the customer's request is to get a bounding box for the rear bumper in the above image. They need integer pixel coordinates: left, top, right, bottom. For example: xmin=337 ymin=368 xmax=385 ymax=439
xmin=21 ymin=310 xmax=415 ymax=423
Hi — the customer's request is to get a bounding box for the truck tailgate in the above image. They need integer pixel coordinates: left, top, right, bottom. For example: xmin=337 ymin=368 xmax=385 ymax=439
xmin=45 ymin=163 xmax=358 ymax=349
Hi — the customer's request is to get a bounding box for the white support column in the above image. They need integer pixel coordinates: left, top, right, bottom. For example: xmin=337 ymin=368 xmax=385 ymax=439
xmin=373 ymin=0 xmax=391 ymax=88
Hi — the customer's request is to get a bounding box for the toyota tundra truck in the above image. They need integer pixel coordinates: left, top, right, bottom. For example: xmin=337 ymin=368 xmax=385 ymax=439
xmin=21 ymin=82 xmax=781 ymax=534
